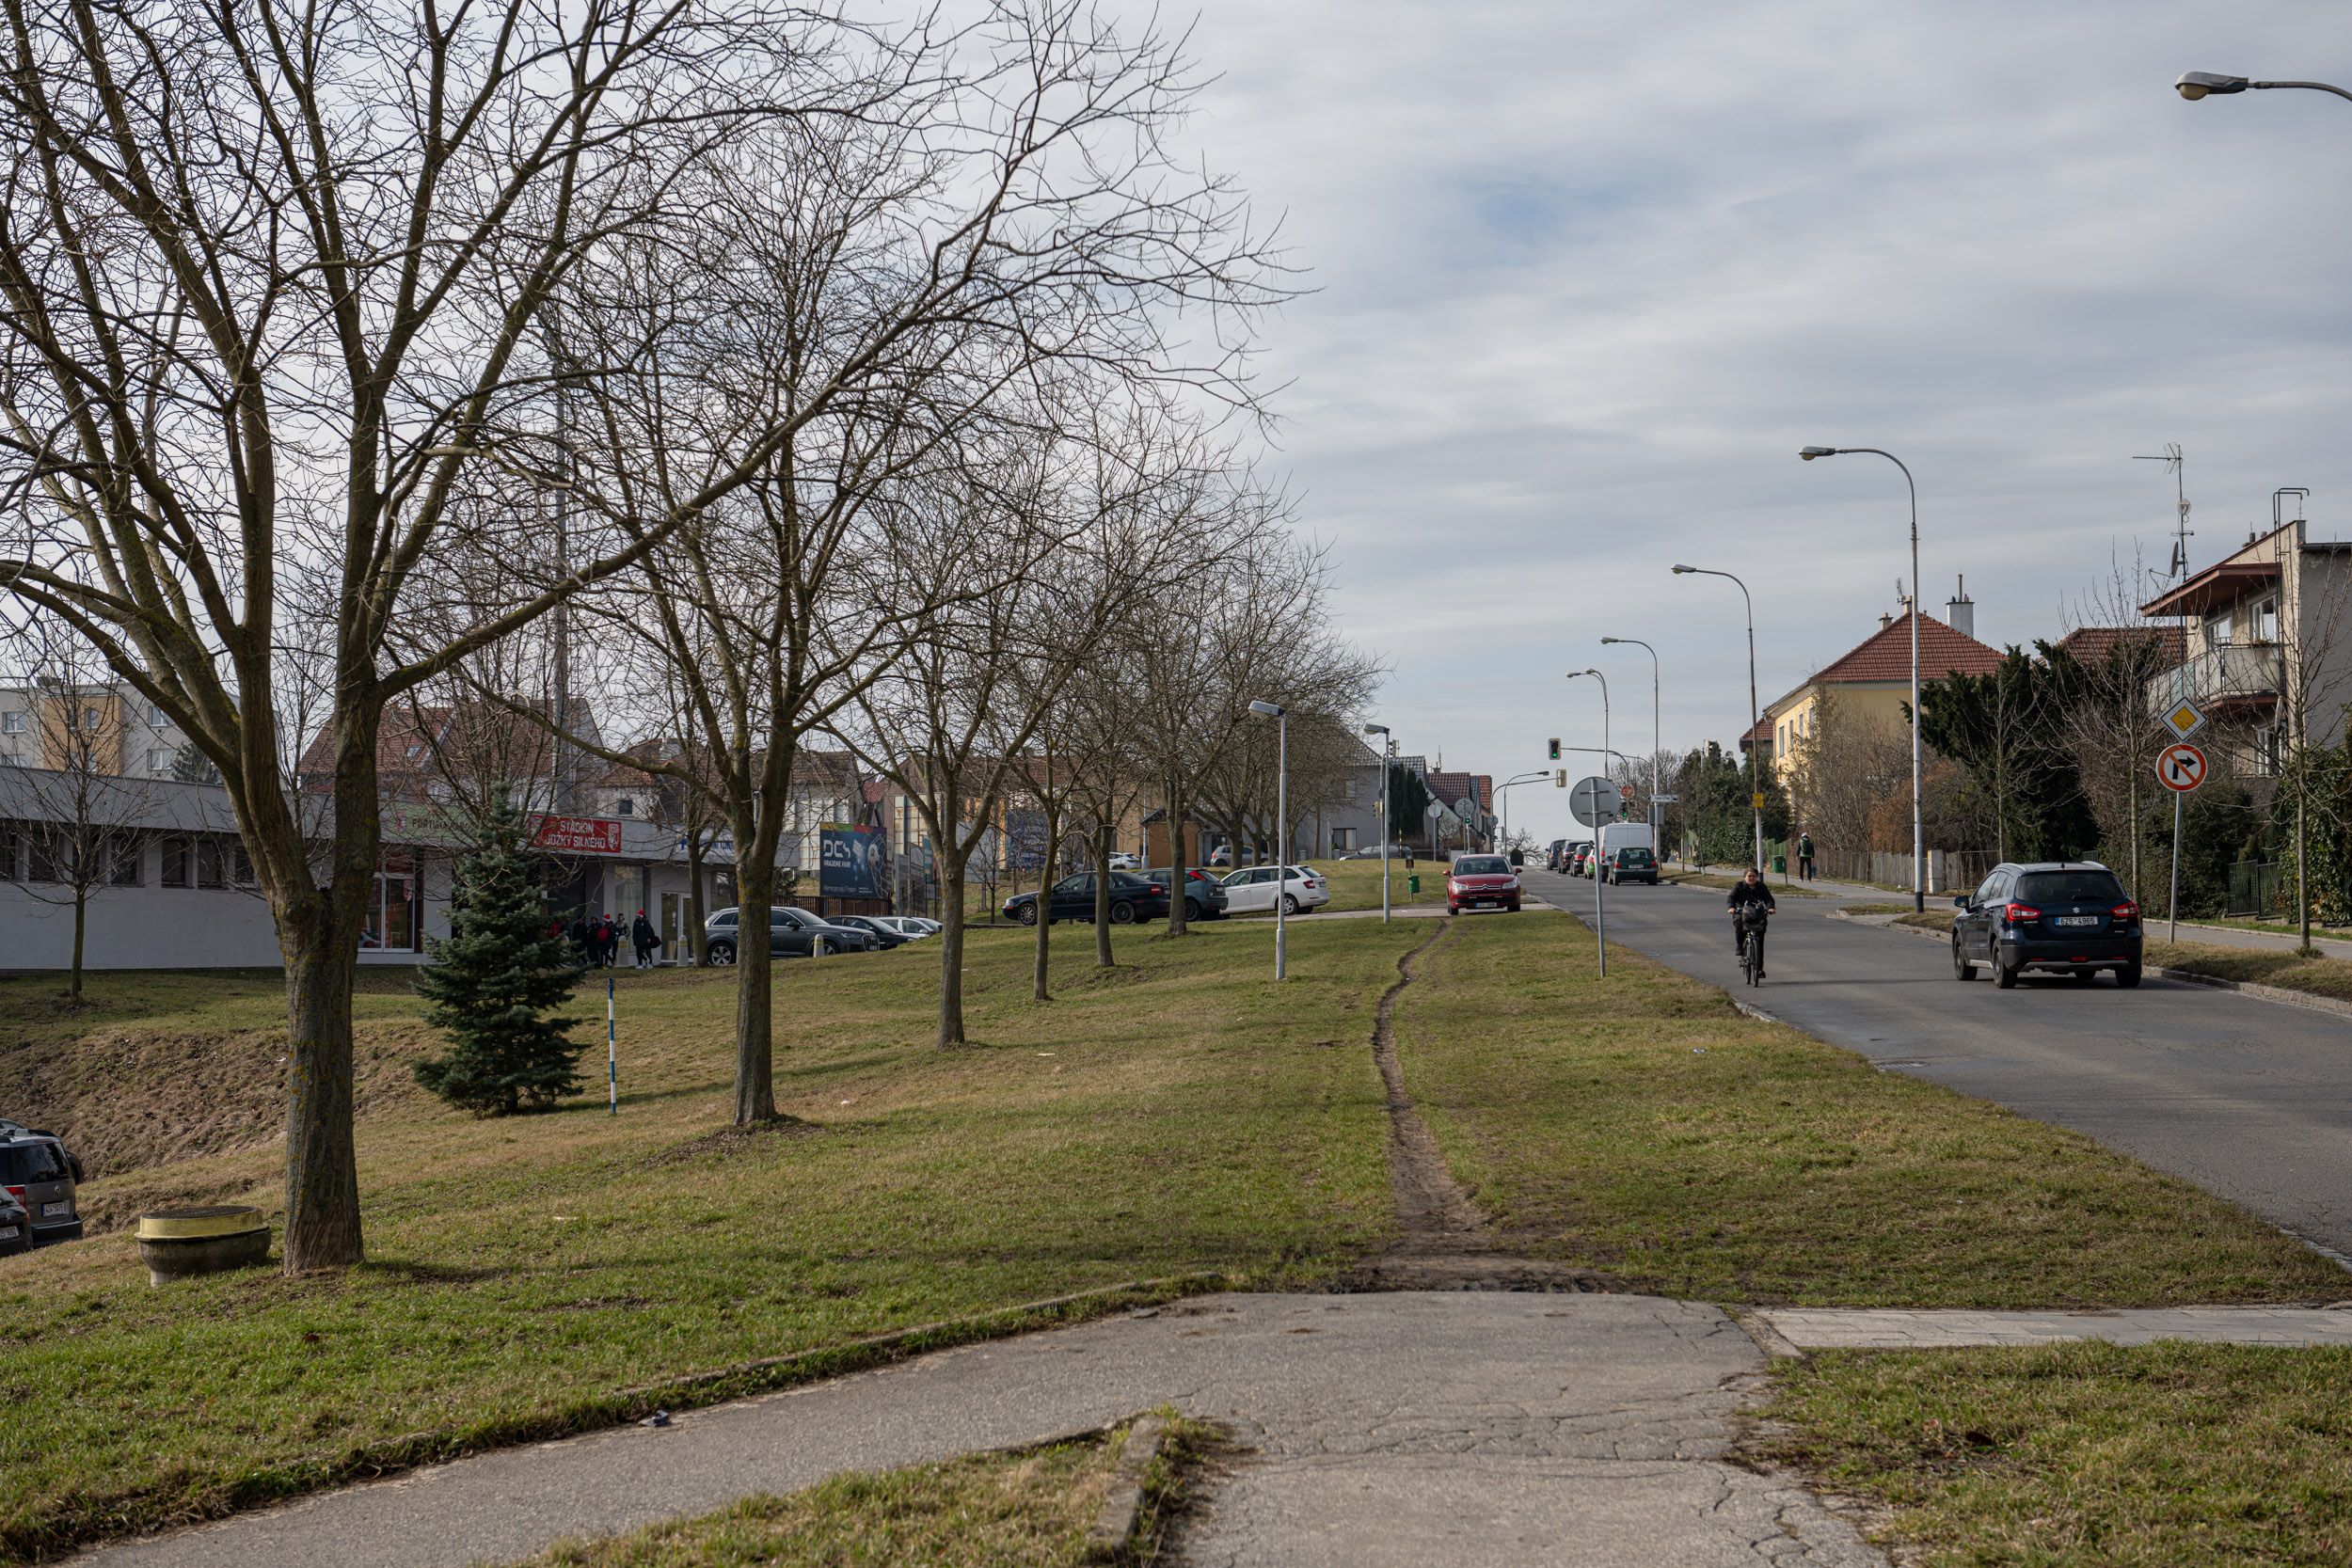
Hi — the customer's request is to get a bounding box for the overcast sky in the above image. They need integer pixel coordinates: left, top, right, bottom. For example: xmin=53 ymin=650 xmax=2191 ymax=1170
xmin=1164 ymin=1 xmax=2352 ymax=845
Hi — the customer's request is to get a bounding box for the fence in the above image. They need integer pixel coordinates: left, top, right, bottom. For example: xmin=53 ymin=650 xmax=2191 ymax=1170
xmin=2227 ymin=861 xmax=2290 ymax=920
xmin=1821 ymin=849 xmax=1980 ymax=894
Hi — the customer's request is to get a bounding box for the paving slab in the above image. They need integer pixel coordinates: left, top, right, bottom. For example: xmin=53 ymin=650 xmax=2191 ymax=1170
xmin=1761 ymin=1305 xmax=2352 ymax=1350
xmin=72 ymin=1292 xmax=1884 ymax=1568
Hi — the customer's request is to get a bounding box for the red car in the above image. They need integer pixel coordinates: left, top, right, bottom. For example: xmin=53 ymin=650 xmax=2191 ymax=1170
xmin=1446 ymin=853 xmax=1522 ymax=914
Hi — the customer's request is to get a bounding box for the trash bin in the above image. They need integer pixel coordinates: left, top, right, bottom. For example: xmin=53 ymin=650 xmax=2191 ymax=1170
xmin=1772 ymin=855 xmax=1787 ymax=874
xmin=1408 ymin=874 xmax=1420 ymax=896
xmin=136 ymin=1206 xmax=269 ymax=1286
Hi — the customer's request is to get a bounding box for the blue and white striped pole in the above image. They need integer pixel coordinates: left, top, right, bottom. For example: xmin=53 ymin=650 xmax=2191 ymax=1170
xmin=607 ymin=977 xmax=617 ymax=1115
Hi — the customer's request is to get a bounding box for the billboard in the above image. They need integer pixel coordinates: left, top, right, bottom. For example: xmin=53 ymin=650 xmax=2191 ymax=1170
xmin=1004 ymin=809 xmax=1049 ymax=871
xmin=530 ymin=814 xmax=624 ymax=854
xmin=819 ymin=821 xmax=887 ymax=898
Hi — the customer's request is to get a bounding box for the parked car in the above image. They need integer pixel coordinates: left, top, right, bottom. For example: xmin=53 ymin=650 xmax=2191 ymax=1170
xmin=1219 ymin=863 xmax=1331 ymax=916
xmin=1567 ymin=843 xmax=1597 ymax=877
xmin=0 ymin=1191 xmax=27 ymax=1258
xmin=1601 ymin=846 xmax=1659 ymax=885
xmin=702 ymin=905 xmax=881 ymax=964
xmin=1445 ymin=853 xmax=1522 ymax=914
xmin=1142 ymin=867 xmax=1230 ymax=921
xmin=1343 ymin=843 xmax=1408 ymax=860
xmin=1951 ymin=862 xmax=2142 ymax=989
xmin=1002 ymin=871 xmax=1171 ymax=927
xmin=828 ymin=914 xmax=915 ymax=949
xmin=1208 ymin=846 xmax=1233 ymax=866
xmin=0 ymin=1129 xmax=81 ymax=1246
xmin=1545 ymin=839 xmax=1569 ymax=873
xmin=1107 ymin=852 xmax=1142 ymax=870
xmin=870 ymin=915 xmax=938 ymax=938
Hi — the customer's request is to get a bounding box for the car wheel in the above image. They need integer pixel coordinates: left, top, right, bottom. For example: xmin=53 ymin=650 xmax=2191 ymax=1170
xmin=1994 ymin=955 xmax=2019 ymax=989
xmin=1281 ymin=894 xmax=1301 ymax=914
xmin=1018 ymin=904 xmax=1038 ymax=927
xmin=2116 ymin=961 xmax=2143 ymax=989
xmin=814 ymin=939 xmax=833 ymax=957
xmin=1184 ymin=899 xmax=1203 ymax=921
xmin=1111 ymin=901 xmax=1136 ymax=925
xmin=1953 ymin=936 xmax=1976 ymax=981
xmin=708 ymin=941 xmax=736 ymax=965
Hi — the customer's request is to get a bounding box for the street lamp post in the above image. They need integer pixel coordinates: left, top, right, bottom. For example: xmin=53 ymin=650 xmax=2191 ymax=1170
xmin=1250 ymin=700 xmax=1288 ymax=978
xmin=1600 ymin=637 xmax=1661 ymax=842
xmin=1800 ymin=445 xmax=1924 ymax=911
xmin=1567 ymin=670 xmax=1611 ymax=967
xmin=1364 ymin=722 xmax=1392 ymax=923
xmin=1497 ymin=771 xmax=1551 ymax=863
xmin=1670 ymin=566 xmax=1764 ymax=874
xmin=2175 ymin=71 xmax=2352 ymax=103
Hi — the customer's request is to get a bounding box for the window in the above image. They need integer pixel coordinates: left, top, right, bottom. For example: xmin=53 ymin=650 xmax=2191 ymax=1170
xmin=1 ymin=712 xmax=21 ymax=735
xmin=148 ymin=749 xmax=173 ymax=773
xmin=2206 ymin=610 xmax=2233 ymax=646
xmin=360 ymin=866 xmax=417 ymax=951
xmin=197 ymin=839 xmax=225 ymax=889
xmin=144 ymin=705 xmax=164 ymax=728
xmin=111 ymin=839 xmax=141 ymax=886
xmin=0 ymin=828 xmax=15 ymax=879
xmin=2014 ymin=870 xmax=2126 ymax=904
xmin=2255 ymin=597 xmax=2280 ymax=643
xmin=161 ymin=837 xmax=188 ymax=886
xmin=80 ymin=706 xmax=100 ymax=731
xmin=1331 ymin=827 xmax=1357 ymax=853
xmin=1343 ymin=777 xmax=1359 ymax=799
xmin=616 ymin=797 xmax=635 ymax=816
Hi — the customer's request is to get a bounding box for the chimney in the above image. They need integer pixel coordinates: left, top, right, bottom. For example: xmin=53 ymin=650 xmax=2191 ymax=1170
xmin=1878 ymin=611 xmax=1894 ymax=632
xmin=1946 ymin=575 xmax=1975 ymax=640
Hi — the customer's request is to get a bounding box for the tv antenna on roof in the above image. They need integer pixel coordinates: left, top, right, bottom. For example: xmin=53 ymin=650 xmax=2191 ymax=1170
xmin=2133 ymin=443 xmax=2192 ymax=578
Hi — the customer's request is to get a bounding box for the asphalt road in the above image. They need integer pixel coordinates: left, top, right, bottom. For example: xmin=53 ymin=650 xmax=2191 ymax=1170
xmin=1521 ymin=868 xmax=2352 ymax=1262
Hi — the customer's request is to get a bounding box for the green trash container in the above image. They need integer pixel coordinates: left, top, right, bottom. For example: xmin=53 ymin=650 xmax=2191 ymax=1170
xmin=1772 ymin=855 xmax=1787 ymax=874
xmin=1408 ymin=874 xmax=1420 ymax=896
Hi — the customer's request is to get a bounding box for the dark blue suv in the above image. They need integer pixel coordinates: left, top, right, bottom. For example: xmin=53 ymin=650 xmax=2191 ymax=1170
xmin=1951 ymin=862 xmax=2141 ymax=989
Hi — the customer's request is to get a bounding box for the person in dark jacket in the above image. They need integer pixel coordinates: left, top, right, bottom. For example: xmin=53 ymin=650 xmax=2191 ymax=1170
xmin=631 ymin=911 xmax=658 ymax=968
xmin=569 ymin=916 xmax=591 ymax=966
xmin=1726 ymin=867 xmax=1776 ymax=971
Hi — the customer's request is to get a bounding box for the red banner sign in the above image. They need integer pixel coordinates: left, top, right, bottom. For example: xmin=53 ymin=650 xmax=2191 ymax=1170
xmin=530 ymin=814 xmax=624 ymax=854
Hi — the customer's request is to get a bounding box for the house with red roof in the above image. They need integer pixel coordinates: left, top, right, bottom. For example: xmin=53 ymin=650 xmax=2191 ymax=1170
xmin=1749 ymin=604 xmax=2005 ymax=786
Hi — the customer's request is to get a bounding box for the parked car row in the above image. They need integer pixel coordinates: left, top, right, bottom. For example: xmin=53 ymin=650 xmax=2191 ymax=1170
xmin=1001 ymin=863 xmax=1333 ymax=924
xmin=701 ymin=907 xmax=938 ymax=964
xmin=1550 ymin=826 xmax=1659 ymax=885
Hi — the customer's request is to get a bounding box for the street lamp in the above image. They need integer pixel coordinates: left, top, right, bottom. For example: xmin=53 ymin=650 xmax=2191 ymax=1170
xmin=1599 ymin=637 xmax=1661 ymax=846
xmin=2175 ymin=71 xmax=2352 ymax=103
xmin=1363 ymin=721 xmax=1392 ymax=923
xmin=1497 ymin=771 xmax=1551 ymax=863
xmin=1565 ymin=670 xmax=1611 ymax=975
xmin=1670 ymin=565 xmax=1764 ymax=874
xmin=1250 ymin=699 xmax=1288 ymax=978
xmin=1799 ymin=445 xmax=1924 ymax=911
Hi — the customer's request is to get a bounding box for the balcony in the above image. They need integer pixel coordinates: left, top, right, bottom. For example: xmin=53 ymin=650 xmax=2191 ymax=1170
xmin=2151 ymin=641 xmax=2282 ymax=714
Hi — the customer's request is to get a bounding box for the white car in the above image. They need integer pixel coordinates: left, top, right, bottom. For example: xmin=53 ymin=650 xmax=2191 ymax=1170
xmin=1107 ymin=852 xmax=1142 ymax=870
xmin=1219 ymin=863 xmax=1331 ymax=916
xmin=872 ymin=916 xmax=938 ymax=938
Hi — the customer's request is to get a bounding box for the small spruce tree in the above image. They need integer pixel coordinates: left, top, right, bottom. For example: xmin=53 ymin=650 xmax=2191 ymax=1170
xmin=413 ymin=787 xmax=585 ymax=1116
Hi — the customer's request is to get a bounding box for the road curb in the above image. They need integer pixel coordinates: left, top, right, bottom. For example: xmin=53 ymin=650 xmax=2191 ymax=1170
xmin=1087 ymin=1413 xmax=1169 ymax=1560
xmin=1727 ymin=1308 xmax=1805 ymax=1361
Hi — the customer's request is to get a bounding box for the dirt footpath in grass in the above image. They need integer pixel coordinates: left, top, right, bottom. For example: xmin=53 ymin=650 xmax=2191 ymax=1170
xmin=1388 ymin=911 xmax=2344 ymax=1307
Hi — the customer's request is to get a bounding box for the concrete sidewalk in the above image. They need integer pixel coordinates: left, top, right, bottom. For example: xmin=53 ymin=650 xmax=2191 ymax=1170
xmin=1760 ymin=1305 xmax=2352 ymax=1351
xmin=79 ymin=1293 xmax=1884 ymax=1568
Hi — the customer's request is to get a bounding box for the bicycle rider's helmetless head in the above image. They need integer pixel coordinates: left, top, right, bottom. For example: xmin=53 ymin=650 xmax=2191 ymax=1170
xmin=1741 ymin=868 xmax=1760 ymax=883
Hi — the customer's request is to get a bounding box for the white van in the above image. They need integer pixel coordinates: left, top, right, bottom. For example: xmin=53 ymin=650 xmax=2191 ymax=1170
xmin=1597 ymin=822 xmax=1658 ymax=885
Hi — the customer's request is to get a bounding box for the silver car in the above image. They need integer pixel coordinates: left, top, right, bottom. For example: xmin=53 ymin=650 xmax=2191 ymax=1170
xmin=0 ymin=1130 xmax=81 ymax=1246
xmin=702 ymin=905 xmax=880 ymax=963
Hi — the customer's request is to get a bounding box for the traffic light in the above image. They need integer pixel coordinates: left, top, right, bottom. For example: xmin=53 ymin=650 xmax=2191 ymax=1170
xmin=1554 ymin=768 xmax=1566 ymax=787
xmin=1547 ymin=737 xmax=1561 ymax=760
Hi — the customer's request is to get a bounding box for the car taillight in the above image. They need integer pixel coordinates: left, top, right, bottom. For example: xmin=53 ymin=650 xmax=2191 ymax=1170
xmin=2111 ymin=902 xmax=2137 ymax=920
xmin=2004 ymin=902 xmax=2040 ymax=923
xmin=2 ymin=1186 xmax=20 ymax=1202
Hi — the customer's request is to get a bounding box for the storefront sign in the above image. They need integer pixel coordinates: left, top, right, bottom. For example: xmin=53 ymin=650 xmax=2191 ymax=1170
xmin=819 ymin=821 xmax=887 ymax=898
xmin=530 ymin=814 xmax=624 ymax=854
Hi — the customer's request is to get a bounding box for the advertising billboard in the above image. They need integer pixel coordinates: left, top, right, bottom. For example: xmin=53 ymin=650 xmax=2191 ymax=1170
xmin=819 ymin=821 xmax=887 ymax=899
xmin=530 ymin=814 xmax=624 ymax=854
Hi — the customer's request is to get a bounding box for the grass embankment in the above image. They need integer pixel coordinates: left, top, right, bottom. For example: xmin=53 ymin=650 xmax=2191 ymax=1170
xmin=0 ymin=919 xmax=1420 ymax=1560
xmin=1839 ymin=903 xmax=1916 ymax=917
xmin=1390 ymin=913 xmax=2344 ymax=1307
xmin=506 ymin=1414 xmax=1217 ymax=1568
xmin=1759 ymin=1343 xmax=2352 ymax=1566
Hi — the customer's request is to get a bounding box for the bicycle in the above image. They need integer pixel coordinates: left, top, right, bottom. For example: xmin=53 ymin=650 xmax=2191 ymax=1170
xmin=1736 ymin=905 xmax=1771 ymax=987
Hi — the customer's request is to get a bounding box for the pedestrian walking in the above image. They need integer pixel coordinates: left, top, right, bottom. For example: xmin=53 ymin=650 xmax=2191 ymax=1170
xmin=1796 ymin=832 xmax=1815 ymax=881
xmin=568 ymin=915 xmax=590 ymax=967
xmin=631 ymin=910 xmax=658 ymax=968
xmin=596 ymin=916 xmax=618 ymax=968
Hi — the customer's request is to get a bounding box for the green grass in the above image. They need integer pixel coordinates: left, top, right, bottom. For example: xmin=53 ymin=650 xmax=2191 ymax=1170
xmin=1757 ymin=1343 xmax=2352 ymax=1566
xmin=1390 ymin=912 xmax=2345 ymax=1307
xmin=502 ymin=1413 xmax=1217 ymax=1567
xmin=1839 ymin=903 xmax=1916 ymax=917
xmin=0 ymin=919 xmax=1423 ymax=1561
xmin=2144 ymin=939 xmax=2352 ymax=1002
xmin=1898 ymin=910 xmax=1958 ymax=932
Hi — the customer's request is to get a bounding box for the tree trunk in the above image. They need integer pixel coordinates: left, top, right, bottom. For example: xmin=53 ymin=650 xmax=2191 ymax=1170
xmin=1094 ymin=820 xmax=1114 ymax=968
xmin=732 ymin=843 xmax=778 ymax=1123
xmin=1165 ymin=784 xmax=1190 ymax=937
xmin=69 ymin=885 xmax=84 ymax=1002
xmin=1032 ymin=802 xmax=1058 ymax=1001
xmin=278 ymin=903 xmax=364 ymax=1272
xmin=935 ymin=849 xmax=972 ymax=1044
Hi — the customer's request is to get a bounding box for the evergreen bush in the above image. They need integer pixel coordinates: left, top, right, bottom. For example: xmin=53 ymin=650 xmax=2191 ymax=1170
xmin=413 ymin=787 xmax=584 ymax=1116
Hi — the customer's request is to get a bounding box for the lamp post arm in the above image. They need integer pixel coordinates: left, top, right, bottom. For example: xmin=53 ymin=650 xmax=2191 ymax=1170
xmin=2254 ymin=79 xmax=2352 ymax=101
xmin=1822 ymin=447 xmax=1925 ymax=911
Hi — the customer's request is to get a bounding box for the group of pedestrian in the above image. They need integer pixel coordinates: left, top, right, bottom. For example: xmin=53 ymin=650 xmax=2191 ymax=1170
xmin=554 ymin=910 xmax=665 ymax=969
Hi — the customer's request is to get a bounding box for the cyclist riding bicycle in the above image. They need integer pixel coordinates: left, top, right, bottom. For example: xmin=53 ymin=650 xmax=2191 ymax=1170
xmin=1727 ymin=867 xmax=1776 ymax=978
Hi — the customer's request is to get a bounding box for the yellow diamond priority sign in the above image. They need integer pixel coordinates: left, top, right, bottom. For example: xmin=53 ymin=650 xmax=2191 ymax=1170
xmin=2161 ymin=698 xmax=2206 ymax=740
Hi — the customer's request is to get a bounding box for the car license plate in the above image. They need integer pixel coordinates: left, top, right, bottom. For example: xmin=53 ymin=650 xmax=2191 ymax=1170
xmin=2055 ymin=915 xmax=2099 ymax=927
xmin=41 ymin=1201 xmax=68 ymax=1218
xmin=1475 ymin=900 xmax=1497 ymax=908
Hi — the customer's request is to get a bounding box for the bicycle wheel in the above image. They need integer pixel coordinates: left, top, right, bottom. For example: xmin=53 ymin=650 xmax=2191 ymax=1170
xmin=1739 ymin=932 xmax=1755 ymax=987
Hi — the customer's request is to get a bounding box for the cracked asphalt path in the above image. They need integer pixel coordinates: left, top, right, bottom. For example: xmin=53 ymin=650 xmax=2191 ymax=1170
xmin=76 ymin=1292 xmax=1883 ymax=1568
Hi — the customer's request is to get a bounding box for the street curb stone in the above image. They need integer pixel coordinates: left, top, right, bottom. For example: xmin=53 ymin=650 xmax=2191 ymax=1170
xmin=1086 ymin=1414 xmax=1168 ymax=1560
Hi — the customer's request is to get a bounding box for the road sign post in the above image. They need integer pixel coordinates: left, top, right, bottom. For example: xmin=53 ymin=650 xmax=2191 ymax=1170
xmin=2158 ymin=742 xmax=2205 ymax=942
xmin=1568 ymin=774 xmax=1613 ymax=975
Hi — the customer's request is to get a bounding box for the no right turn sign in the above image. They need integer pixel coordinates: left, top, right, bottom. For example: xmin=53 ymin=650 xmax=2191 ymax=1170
xmin=2158 ymin=743 xmax=2206 ymax=793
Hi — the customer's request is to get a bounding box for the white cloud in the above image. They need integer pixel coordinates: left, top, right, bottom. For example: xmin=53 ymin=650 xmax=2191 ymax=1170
xmin=1148 ymin=0 xmax=2352 ymax=841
